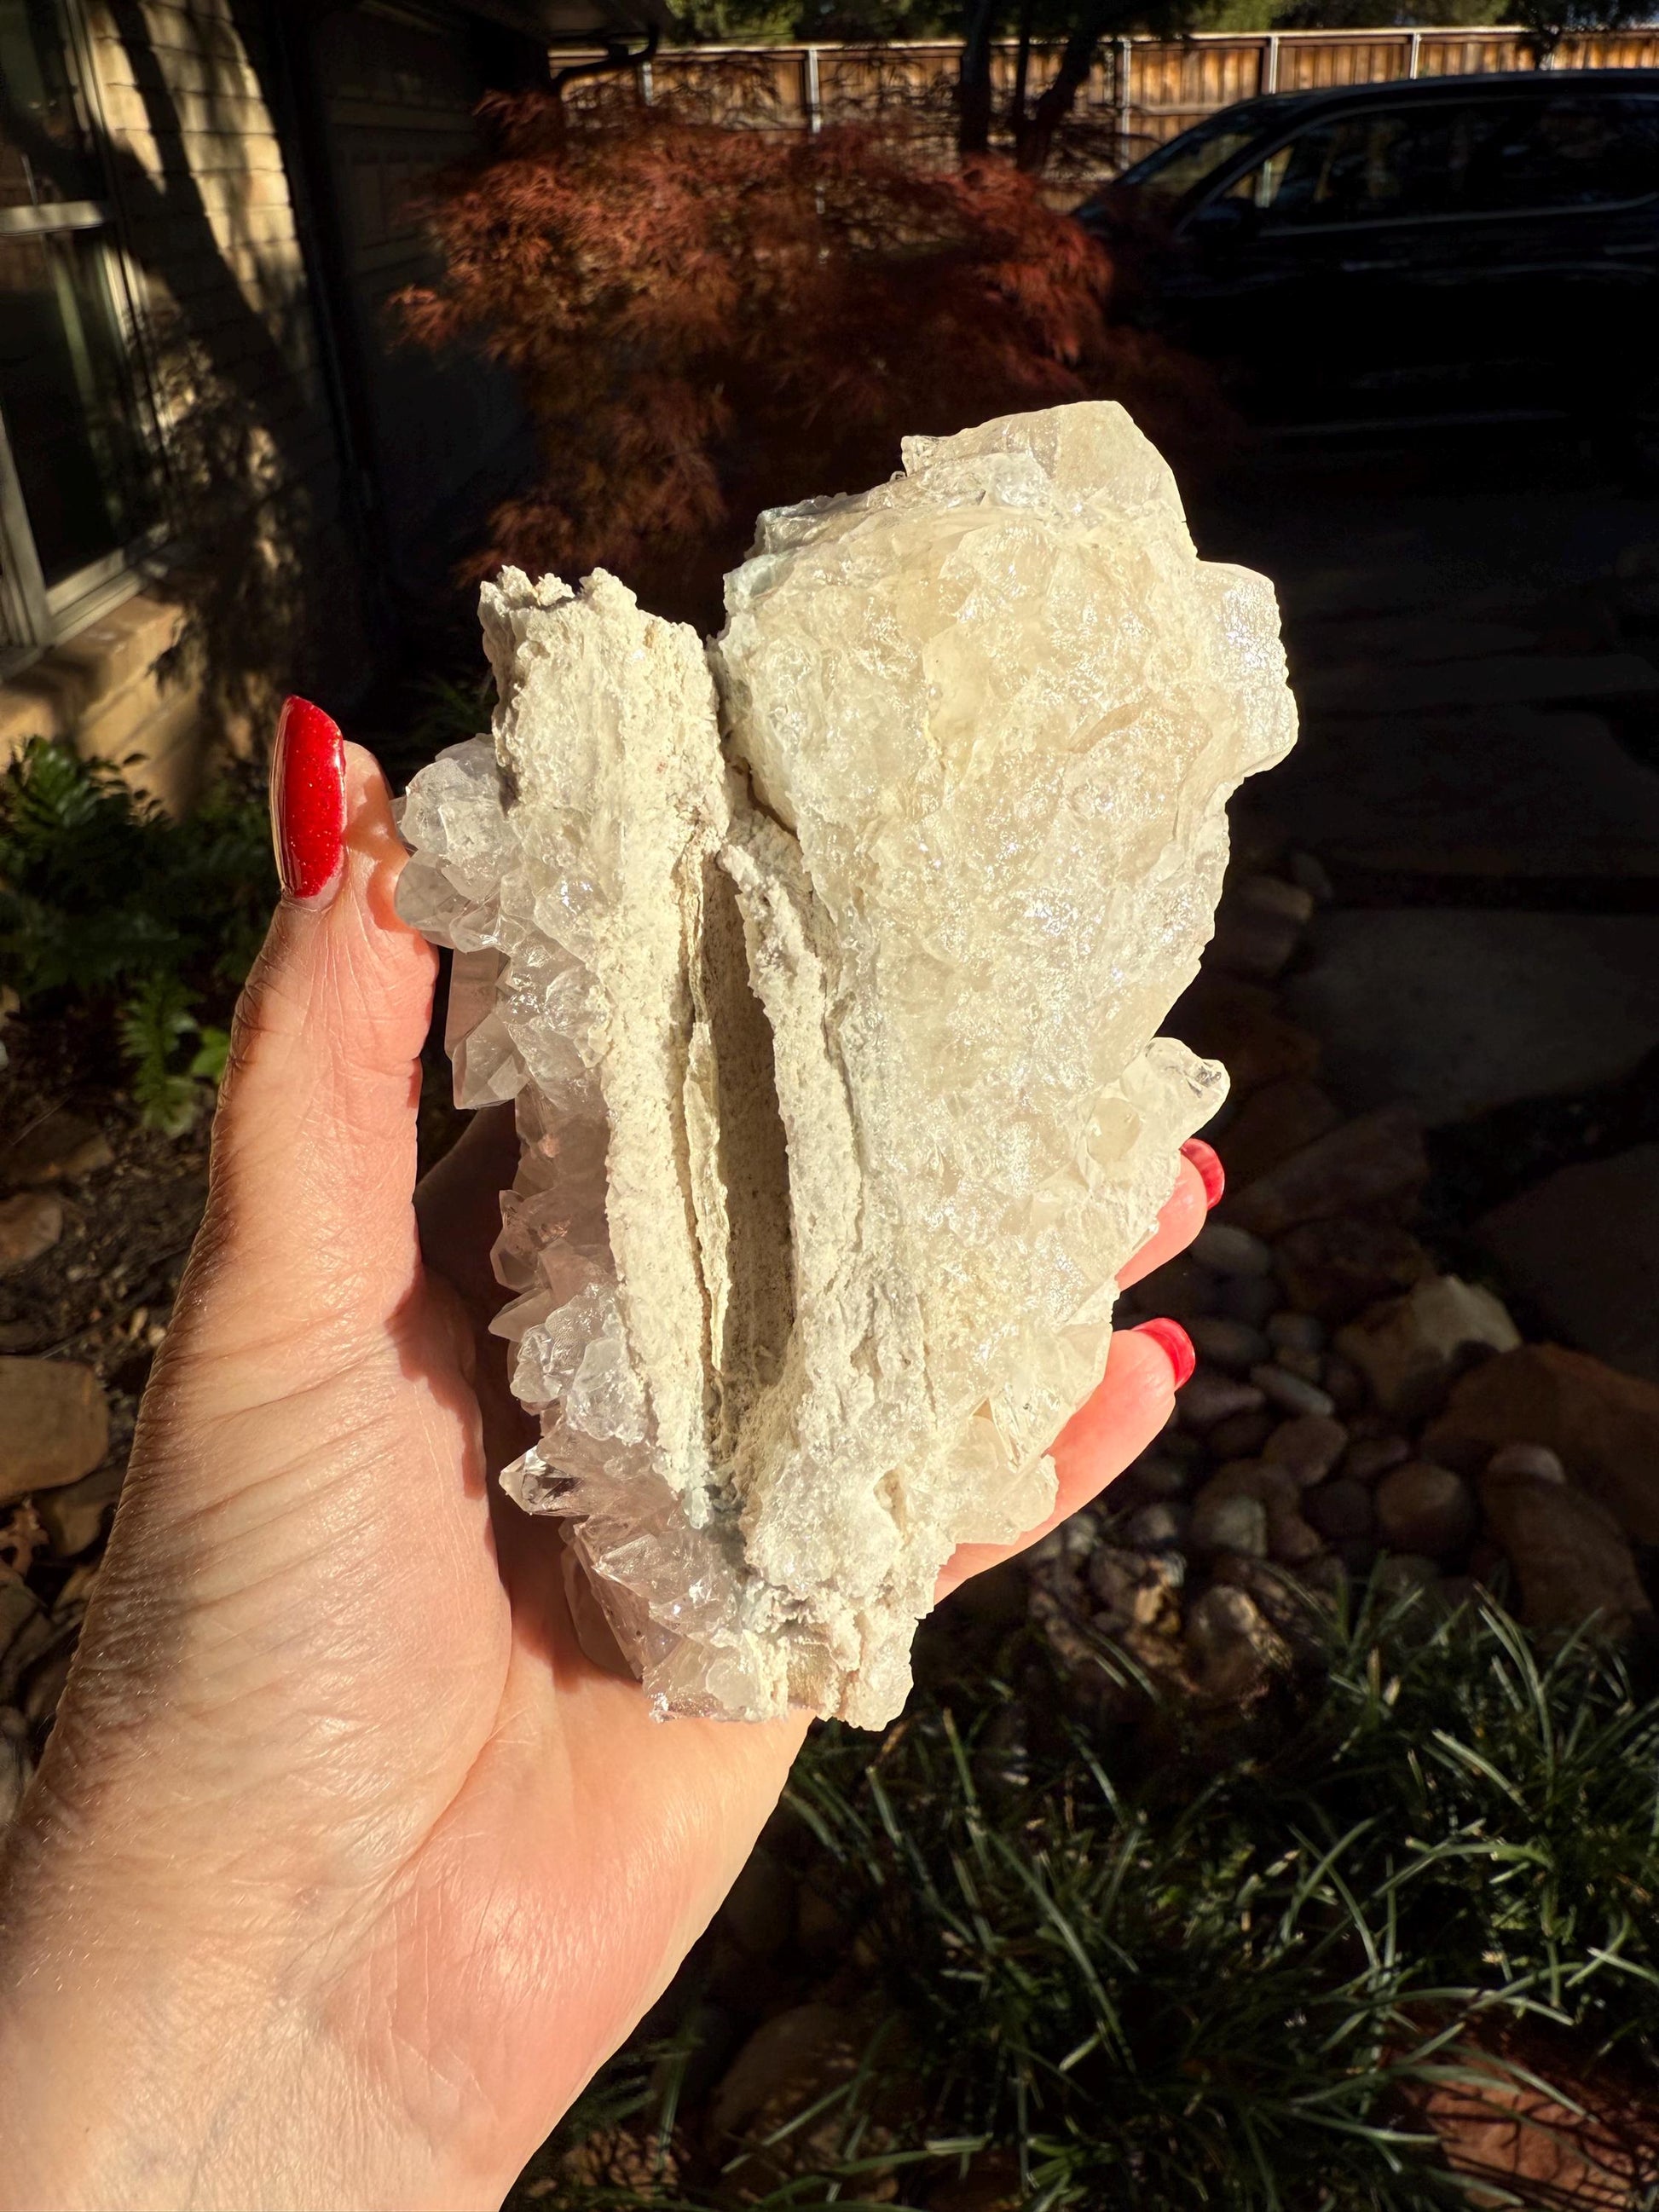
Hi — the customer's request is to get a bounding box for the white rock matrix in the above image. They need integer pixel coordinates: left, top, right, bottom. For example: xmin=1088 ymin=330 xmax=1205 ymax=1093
xmin=395 ymin=403 xmax=1298 ymax=1727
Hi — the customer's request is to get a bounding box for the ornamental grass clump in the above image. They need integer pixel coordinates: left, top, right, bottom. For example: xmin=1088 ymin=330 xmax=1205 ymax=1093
xmin=397 ymin=91 xmax=1220 ymax=629
xmin=531 ymin=1593 xmax=1659 ymax=2209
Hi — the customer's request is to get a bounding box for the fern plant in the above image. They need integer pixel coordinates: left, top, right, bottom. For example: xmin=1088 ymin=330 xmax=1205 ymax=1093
xmin=0 ymin=739 xmax=273 ymax=1129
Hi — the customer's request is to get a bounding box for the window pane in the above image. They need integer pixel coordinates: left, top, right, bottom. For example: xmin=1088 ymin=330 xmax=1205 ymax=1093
xmin=0 ymin=227 xmax=153 ymax=585
xmin=0 ymin=0 xmax=97 ymax=209
xmin=1465 ymin=96 xmax=1659 ymax=213
xmin=1261 ymin=107 xmax=1496 ymax=226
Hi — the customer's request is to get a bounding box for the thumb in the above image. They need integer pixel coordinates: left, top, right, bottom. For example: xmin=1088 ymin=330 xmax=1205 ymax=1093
xmin=187 ymin=700 xmax=437 ymax=1345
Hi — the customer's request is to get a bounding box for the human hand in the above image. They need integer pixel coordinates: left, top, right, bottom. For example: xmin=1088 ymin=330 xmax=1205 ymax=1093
xmin=0 ymin=705 xmax=1211 ymax=2212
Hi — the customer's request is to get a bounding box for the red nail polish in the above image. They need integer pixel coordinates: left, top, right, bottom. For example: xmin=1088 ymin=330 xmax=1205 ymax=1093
xmin=1181 ymin=1137 xmax=1225 ymax=1210
xmin=271 ymin=696 xmax=346 ymax=904
xmin=1131 ymin=1317 xmax=1196 ymax=1389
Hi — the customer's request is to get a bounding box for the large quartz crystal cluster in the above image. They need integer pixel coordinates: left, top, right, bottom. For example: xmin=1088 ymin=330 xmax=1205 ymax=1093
xmin=396 ymin=402 xmax=1297 ymax=1727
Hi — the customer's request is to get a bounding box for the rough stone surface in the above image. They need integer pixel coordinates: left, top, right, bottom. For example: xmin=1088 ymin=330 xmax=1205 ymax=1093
xmin=1425 ymin=1343 xmax=1659 ymax=1545
xmin=396 ymin=402 xmax=1296 ymax=1725
xmin=1373 ymin=1461 xmax=1479 ymax=1559
xmin=1284 ymin=913 xmax=1659 ymax=1128
xmin=1477 ymin=1469 xmax=1652 ymax=1635
xmin=1477 ymin=1144 xmax=1659 ymax=1388
xmin=0 ymin=1194 xmax=62 ymax=1277
xmin=1274 ymin=1216 xmax=1433 ymax=1325
xmin=1226 ymin=1106 xmax=1428 ymax=1239
xmin=1263 ymin=1412 xmax=1348 ymax=1486
xmin=1335 ymin=1275 xmax=1521 ymax=1422
xmin=0 ymin=1360 xmax=109 ymax=1504
xmin=0 ymin=1112 xmax=111 ymax=1187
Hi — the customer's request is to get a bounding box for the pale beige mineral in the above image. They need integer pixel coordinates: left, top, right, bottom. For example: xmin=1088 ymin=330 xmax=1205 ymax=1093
xmin=396 ymin=401 xmax=1298 ymax=1727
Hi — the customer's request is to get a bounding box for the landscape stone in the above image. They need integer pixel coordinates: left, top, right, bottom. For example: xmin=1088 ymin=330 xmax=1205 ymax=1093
xmin=1263 ymin=1412 xmax=1348 ymax=1486
xmin=1184 ymin=1585 xmax=1281 ymax=1699
xmin=1188 ymin=1491 xmax=1269 ymax=1559
xmin=37 ymin=1461 xmax=124 ymax=1556
xmin=1477 ymin=1469 xmax=1652 ymax=1635
xmin=1274 ymin=1216 xmax=1433 ymax=1324
xmin=1244 ymin=1085 xmax=1317 ymax=1174
xmin=1215 ymin=1273 xmax=1280 ymax=1327
xmin=1304 ymin=1478 xmax=1374 ymax=1544
xmin=1477 ymin=1144 xmax=1659 ymax=1388
xmin=1193 ymin=1222 xmax=1275 ymax=1277
xmin=1321 ymin=1352 xmax=1368 ymax=1414
xmin=1285 ymin=914 xmax=1659 ymax=1127
xmin=396 ymin=403 xmax=1297 ymax=1726
xmin=0 ymin=1360 xmax=109 ymax=1503
xmin=1425 ymin=1343 xmax=1659 ymax=1545
xmin=1124 ymin=1503 xmax=1188 ymax=1550
xmin=1373 ymin=1462 xmax=1479 ymax=1559
xmin=1165 ymin=973 xmax=1321 ymax=1096
xmin=1186 ymin=1317 xmax=1269 ymax=1372
xmin=0 ymin=1193 xmax=62 ymax=1277
xmin=1343 ymin=1435 xmax=1411 ymax=1485
xmin=1179 ymin=1370 xmax=1268 ymax=1432
xmin=1234 ymin=872 xmax=1315 ymax=927
xmin=1226 ymin=1106 xmax=1428 ymax=1239
xmin=1267 ymin=1311 xmax=1325 ymax=1356
xmin=1336 ymin=1275 xmax=1521 ymax=1422
xmin=1486 ymin=1442 xmax=1566 ymax=1485
xmin=1250 ymin=1362 xmax=1336 ymax=1418
xmin=0 ymin=1111 xmax=112 ymax=1187
xmin=1206 ymin=907 xmax=1300 ymax=981
xmin=1204 ymin=1408 xmax=1275 ymax=1460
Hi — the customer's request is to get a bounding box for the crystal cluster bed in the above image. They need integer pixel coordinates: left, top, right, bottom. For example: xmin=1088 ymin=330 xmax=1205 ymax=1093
xmin=395 ymin=402 xmax=1297 ymax=1727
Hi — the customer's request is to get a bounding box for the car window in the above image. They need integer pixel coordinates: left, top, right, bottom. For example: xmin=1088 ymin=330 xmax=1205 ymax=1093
xmin=1462 ymin=95 xmax=1659 ymax=211
xmin=1118 ymin=108 xmax=1275 ymax=205
xmin=1228 ymin=107 xmax=1493 ymax=228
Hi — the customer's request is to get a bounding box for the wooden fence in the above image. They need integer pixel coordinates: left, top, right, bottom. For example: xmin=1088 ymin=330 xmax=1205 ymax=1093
xmin=602 ymin=27 xmax=1659 ymax=179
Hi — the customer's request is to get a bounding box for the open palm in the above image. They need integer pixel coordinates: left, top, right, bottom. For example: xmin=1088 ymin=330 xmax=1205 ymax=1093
xmin=0 ymin=748 xmax=1202 ymax=2212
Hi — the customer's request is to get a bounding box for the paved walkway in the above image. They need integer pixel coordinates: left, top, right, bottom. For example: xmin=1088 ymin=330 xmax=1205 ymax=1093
xmin=1194 ymin=442 xmax=1659 ymax=1378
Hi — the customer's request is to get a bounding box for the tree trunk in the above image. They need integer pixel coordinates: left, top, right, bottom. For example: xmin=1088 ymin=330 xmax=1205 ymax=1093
xmin=1016 ymin=0 xmax=1110 ymax=174
xmin=958 ymin=0 xmax=999 ymax=159
xmin=1007 ymin=0 xmax=1035 ymax=153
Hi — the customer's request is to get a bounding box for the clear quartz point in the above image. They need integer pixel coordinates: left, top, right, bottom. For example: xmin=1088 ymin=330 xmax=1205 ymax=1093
xmin=396 ymin=402 xmax=1297 ymax=1728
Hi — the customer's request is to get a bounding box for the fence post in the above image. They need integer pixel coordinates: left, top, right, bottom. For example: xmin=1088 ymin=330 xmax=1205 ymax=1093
xmin=1407 ymin=27 xmax=1421 ymax=76
xmin=1115 ymin=34 xmax=1131 ymax=170
xmin=804 ymin=43 xmax=822 ymax=131
xmin=639 ymin=54 xmax=654 ymax=101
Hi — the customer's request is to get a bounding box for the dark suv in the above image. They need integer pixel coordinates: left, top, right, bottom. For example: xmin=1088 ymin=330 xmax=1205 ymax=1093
xmin=1076 ymin=72 xmax=1659 ymax=453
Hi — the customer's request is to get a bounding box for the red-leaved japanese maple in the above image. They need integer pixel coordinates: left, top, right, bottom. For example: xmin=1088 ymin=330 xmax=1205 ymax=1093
xmin=399 ymin=90 xmax=1220 ymax=627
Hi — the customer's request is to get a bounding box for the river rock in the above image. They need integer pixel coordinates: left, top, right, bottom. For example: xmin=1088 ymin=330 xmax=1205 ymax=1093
xmin=1193 ymin=1222 xmax=1275 ymax=1278
xmin=1205 ymin=1408 xmax=1275 ymax=1460
xmin=1250 ymin=1363 xmax=1336 ymax=1418
xmin=1180 ymin=1368 xmax=1268 ymax=1432
xmin=1226 ymin=1106 xmax=1428 ymax=1239
xmin=0 ymin=1111 xmax=112 ymax=1187
xmin=1184 ymin=1585 xmax=1282 ymax=1700
xmin=1336 ymin=1275 xmax=1521 ymax=1421
xmin=1343 ymin=1435 xmax=1411 ymax=1484
xmin=1373 ymin=1461 xmax=1479 ymax=1559
xmin=0 ymin=1360 xmax=110 ymax=1503
xmin=1425 ymin=1343 xmax=1659 ymax=1544
xmin=36 ymin=1460 xmax=123 ymax=1556
xmin=0 ymin=1193 xmax=62 ymax=1277
xmin=1263 ymin=1412 xmax=1348 ymax=1485
xmin=1188 ymin=1491 xmax=1269 ymax=1559
xmin=1217 ymin=1077 xmax=1340 ymax=1190
xmin=1273 ymin=1216 xmax=1434 ymax=1325
xmin=1187 ymin=1317 xmax=1270 ymax=1372
xmin=1304 ymin=1477 xmax=1374 ymax=1544
xmin=1477 ymin=1466 xmax=1652 ymax=1635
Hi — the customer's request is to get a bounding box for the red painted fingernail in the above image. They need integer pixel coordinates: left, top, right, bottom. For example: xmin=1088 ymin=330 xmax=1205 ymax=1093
xmin=1131 ymin=1318 xmax=1196 ymax=1389
xmin=271 ymin=696 xmax=346 ymax=905
xmin=1182 ymin=1137 xmax=1225 ymax=1210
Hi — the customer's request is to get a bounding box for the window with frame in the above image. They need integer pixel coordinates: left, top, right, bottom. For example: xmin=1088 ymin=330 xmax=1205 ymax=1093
xmin=1 ymin=0 xmax=158 ymax=667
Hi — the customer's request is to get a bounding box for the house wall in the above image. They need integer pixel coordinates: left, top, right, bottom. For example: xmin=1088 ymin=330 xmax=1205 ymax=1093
xmin=0 ymin=0 xmax=536 ymax=811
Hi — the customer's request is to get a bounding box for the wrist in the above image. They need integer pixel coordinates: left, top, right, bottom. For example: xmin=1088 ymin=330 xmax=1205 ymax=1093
xmin=0 ymin=1779 xmax=494 ymax=2212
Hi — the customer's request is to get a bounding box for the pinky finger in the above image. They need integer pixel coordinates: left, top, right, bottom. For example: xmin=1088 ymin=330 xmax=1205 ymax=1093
xmin=935 ymin=1320 xmax=1193 ymax=1601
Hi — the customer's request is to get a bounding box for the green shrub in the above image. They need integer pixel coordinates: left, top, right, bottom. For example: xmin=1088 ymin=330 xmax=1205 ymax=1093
xmin=0 ymin=740 xmax=274 ymax=1129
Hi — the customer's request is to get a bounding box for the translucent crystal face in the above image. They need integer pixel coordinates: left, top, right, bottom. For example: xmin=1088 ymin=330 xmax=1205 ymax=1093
xmin=395 ymin=402 xmax=1298 ymax=1728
